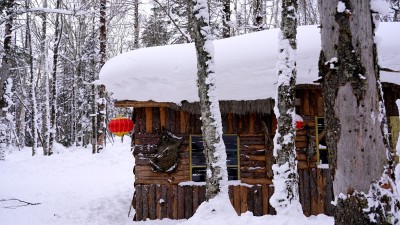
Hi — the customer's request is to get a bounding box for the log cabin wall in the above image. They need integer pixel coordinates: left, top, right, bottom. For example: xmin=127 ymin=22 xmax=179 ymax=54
xmin=131 ymin=87 xmax=334 ymax=221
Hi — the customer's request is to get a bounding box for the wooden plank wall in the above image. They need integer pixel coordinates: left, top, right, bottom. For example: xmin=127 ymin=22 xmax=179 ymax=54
xmin=296 ymin=88 xmax=324 ymax=117
xmin=132 ymin=169 xmax=332 ymax=221
xmin=132 ymin=97 xmax=333 ymax=221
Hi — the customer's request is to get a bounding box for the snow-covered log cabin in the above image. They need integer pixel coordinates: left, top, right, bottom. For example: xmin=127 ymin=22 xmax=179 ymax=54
xmin=99 ymin=23 xmax=400 ymax=221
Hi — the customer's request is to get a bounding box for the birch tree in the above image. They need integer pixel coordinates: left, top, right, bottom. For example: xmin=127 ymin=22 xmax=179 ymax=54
xmin=0 ymin=0 xmax=14 ymax=160
xmin=49 ymin=0 xmax=62 ymax=155
xmin=319 ymin=1 xmax=399 ymax=224
xmin=222 ymin=0 xmax=231 ymax=38
xmin=40 ymin=0 xmax=51 ymax=156
xmin=270 ymin=0 xmax=302 ymax=215
xmin=189 ymin=0 xmax=229 ymax=202
xmin=96 ymin=0 xmax=107 ymax=153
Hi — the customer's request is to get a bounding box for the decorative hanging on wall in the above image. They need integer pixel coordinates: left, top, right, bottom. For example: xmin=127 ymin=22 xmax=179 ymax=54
xmin=108 ymin=116 xmax=134 ymax=136
xmin=149 ymin=131 xmax=182 ymax=173
xmin=295 ymin=114 xmax=304 ymax=130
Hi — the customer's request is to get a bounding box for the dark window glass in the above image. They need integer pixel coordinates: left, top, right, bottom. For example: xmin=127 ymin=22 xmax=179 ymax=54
xmin=191 ymin=135 xmax=239 ymax=181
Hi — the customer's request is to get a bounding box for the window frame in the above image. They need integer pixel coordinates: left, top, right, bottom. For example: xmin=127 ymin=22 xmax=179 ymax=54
xmin=189 ymin=134 xmax=241 ymax=181
xmin=315 ymin=116 xmax=328 ymax=165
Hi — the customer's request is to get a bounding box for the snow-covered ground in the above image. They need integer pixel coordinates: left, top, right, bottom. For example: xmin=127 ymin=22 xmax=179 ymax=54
xmin=0 ymin=137 xmax=333 ymax=225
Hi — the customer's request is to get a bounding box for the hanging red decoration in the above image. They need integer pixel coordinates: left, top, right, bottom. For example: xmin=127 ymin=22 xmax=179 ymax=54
xmin=108 ymin=117 xmax=134 ymax=137
xmin=295 ymin=114 xmax=304 ymax=130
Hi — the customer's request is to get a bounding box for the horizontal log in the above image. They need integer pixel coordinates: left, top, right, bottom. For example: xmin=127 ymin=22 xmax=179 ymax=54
xmin=297 ymin=153 xmax=307 ymax=161
xmin=136 ymin=169 xmax=190 ymax=178
xmin=240 ymin=172 xmax=267 ymax=179
xmin=297 ymin=161 xmax=317 ymax=169
xmin=297 ymin=161 xmax=310 ymax=170
xmin=295 ymin=135 xmax=308 ymax=142
xmin=115 ymin=100 xmax=175 ymax=108
xmin=240 ymin=160 xmax=266 ymax=167
xmin=241 ymin=178 xmax=272 ymax=185
xmin=238 ymin=134 xmax=265 ymax=137
xmin=135 ymin=176 xmax=190 ymax=185
xmin=135 ymin=165 xmax=190 ymax=172
xmin=241 ymin=166 xmax=266 ymax=173
xmin=295 ymin=141 xmax=307 ymax=148
xmin=241 ymin=155 xmax=266 ymax=161
xmin=240 ymin=144 xmax=266 ymax=151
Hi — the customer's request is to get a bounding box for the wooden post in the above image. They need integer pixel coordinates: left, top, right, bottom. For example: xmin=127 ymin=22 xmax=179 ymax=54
xmin=145 ymin=108 xmax=153 ymax=133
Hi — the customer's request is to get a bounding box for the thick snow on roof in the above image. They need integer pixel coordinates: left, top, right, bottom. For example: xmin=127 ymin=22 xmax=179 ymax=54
xmin=99 ymin=23 xmax=400 ymax=104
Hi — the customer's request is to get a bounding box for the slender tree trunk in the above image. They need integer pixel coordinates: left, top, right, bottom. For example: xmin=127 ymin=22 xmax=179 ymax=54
xmin=189 ymin=0 xmax=228 ymax=201
xmin=319 ymin=1 xmax=397 ymax=224
xmin=134 ymin=0 xmax=140 ymax=49
xmin=97 ymin=0 xmax=107 ymax=153
xmin=26 ymin=1 xmax=38 ymax=156
xmin=252 ymin=0 xmax=263 ymax=31
xmin=0 ymin=0 xmax=14 ymax=160
xmin=273 ymin=0 xmax=279 ymax=28
xmin=49 ymin=0 xmax=62 ymax=155
xmin=41 ymin=0 xmax=50 ymax=156
xmin=270 ymin=0 xmax=301 ymax=215
xmin=222 ymin=0 xmax=231 ymax=38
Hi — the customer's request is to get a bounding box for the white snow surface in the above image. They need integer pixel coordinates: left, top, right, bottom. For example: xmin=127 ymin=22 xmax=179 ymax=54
xmin=99 ymin=23 xmax=400 ymax=104
xmin=337 ymin=1 xmax=346 ymax=13
xmin=0 ymin=138 xmax=335 ymax=225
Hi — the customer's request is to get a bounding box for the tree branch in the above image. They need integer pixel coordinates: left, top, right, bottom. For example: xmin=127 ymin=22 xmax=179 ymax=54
xmin=152 ymin=0 xmax=191 ymax=43
xmin=379 ymin=66 xmax=400 ymax=73
xmin=0 ymin=198 xmax=41 ymax=209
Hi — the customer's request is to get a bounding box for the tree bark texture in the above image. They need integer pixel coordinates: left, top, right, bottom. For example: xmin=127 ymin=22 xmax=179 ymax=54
xmin=189 ymin=0 xmax=228 ymax=200
xmin=0 ymin=0 xmax=13 ymax=109
xmin=319 ymin=1 xmax=391 ymax=224
xmin=41 ymin=0 xmax=50 ymax=156
xmin=0 ymin=0 xmax=14 ymax=160
xmin=270 ymin=0 xmax=301 ymax=214
xmin=134 ymin=0 xmax=140 ymax=49
xmin=252 ymin=0 xmax=263 ymax=31
xmin=222 ymin=0 xmax=231 ymax=38
xmin=49 ymin=0 xmax=62 ymax=156
xmin=97 ymin=0 xmax=107 ymax=153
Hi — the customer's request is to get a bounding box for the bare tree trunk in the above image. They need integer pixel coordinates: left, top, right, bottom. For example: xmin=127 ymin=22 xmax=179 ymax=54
xmin=222 ymin=0 xmax=231 ymax=38
xmin=41 ymin=0 xmax=50 ymax=156
xmin=319 ymin=1 xmax=397 ymax=224
xmin=273 ymin=0 xmax=279 ymax=28
xmin=97 ymin=0 xmax=107 ymax=153
xmin=133 ymin=0 xmax=140 ymax=49
xmin=270 ymin=0 xmax=301 ymax=214
xmin=189 ymin=0 xmax=228 ymax=201
xmin=49 ymin=0 xmax=62 ymax=155
xmin=252 ymin=0 xmax=263 ymax=31
xmin=0 ymin=0 xmax=14 ymax=160
xmin=25 ymin=0 xmax=38 ymax=156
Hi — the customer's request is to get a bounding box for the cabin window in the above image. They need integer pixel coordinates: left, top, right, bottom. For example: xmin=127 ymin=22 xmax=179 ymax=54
xmin=315 ymin=117 xmax=328 ymax=164
xmin=190 ymin=135 xmax=240 ymax=182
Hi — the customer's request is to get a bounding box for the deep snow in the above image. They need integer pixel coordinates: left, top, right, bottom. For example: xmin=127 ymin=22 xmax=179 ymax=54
xmin=0 ymin=137 xmax=333 ymax=225
xmin=99 ymin=23 xmax=400 ymax=104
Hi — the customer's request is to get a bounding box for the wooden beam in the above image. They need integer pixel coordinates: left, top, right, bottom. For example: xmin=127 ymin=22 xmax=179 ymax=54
xmin=145 ymin=107 xmax=153 ymax=133
xmin=115 ymin=100 xmax=175 ymax=108
xmin=249 ymin=113 xmax=255 ymax=134
xmin=160 ymin=107 xmax=166 ymax=130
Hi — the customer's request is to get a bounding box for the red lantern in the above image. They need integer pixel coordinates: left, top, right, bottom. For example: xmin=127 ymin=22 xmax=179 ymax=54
xmin=108 ymin=117 xmax=134 ymax=137
xmin=295 ymin=114 xmax=304 ymax=130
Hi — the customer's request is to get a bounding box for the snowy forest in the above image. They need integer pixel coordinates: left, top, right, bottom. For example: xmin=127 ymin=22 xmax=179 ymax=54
xmin=1 ymin=0 xmax=400 ymax=225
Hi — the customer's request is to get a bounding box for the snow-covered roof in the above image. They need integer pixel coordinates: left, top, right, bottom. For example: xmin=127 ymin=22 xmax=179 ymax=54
xmin=99 ymin=23 xmax=400 ymax=104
